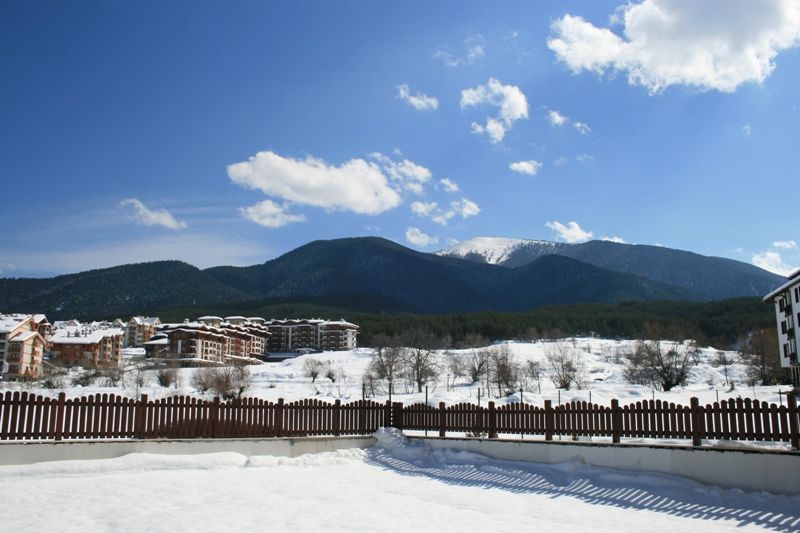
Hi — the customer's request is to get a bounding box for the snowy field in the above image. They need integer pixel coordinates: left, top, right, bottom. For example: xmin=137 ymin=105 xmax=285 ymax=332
xmin=6 ymin=338 xmax=792 ymax=410
xmin=1 ymin=429 xmax=798 ymax=533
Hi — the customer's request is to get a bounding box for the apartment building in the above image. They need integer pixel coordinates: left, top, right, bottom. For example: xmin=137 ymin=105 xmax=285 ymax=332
xmin=125 ymin=316 xmax=161 ymax=347
xmin=264 ymin=318 xmax=358 ymax=352
xmin=763 ymin=269 xmax=800 ymax=367
xmin=149 ymin=316 xmax=270 ymax=365
xmin=48 ymin=323 xmax=125 ymax=368
xmin=0 ymin=314 xmax=47 ymax=380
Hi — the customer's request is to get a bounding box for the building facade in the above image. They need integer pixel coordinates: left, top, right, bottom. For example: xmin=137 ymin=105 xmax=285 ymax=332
xmin=763 ymin=270 xmax=800 ymax=368
xmin=264 ymin=318 xmax=358 ymax=353
xmin=0 ymin=314 xmax=47 ymax=380
xmin=48 ymin=324 xmax=125 ymax=368
xmin=149 ymin=317 xmax=271 ymax=365
xmin=125 ymin=316 xmax=161 ymax=347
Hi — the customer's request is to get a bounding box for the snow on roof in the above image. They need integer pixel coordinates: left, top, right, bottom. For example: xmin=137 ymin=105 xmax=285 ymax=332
xmin=224 ymin=316 xmax=247 ymax=321
xmin=0 ymin=314 xmax=33 ymax=334
xmin=762 ymin=272 xmax=800 ymax=302
xmin=49 ymin=325 xmax=124 ymax=345
xmin=9 ymin=330 xmax=38 ymax=343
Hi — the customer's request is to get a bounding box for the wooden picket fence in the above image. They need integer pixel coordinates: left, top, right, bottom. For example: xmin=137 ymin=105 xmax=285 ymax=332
xmin=0 ymin=392 xmax=389 ymax=441
xmin=398 ymin=395 xmax=800 ymax=448
xmin=0 ymin=390 xmax=798 ymax=449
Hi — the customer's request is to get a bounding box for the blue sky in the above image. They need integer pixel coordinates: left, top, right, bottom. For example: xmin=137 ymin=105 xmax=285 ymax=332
xmin=2 ymin=0 xmax=799 ymax=278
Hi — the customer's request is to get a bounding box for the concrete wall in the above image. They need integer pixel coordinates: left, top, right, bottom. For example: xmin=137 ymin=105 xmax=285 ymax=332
xmin=0 ymin=436 xmax=375 ymax=467
xmin=413 ymin=437 xmax=800 ymax=495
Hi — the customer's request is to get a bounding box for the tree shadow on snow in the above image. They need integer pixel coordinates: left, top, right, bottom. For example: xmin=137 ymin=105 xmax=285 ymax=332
xmin=363 ymin=441 xmax=800 ymax=532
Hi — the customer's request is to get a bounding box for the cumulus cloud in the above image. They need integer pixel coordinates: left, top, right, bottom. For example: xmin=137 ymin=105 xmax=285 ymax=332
xmin=742 ymin=124 xmax=752 ymax=136
xmin=439 ymin=178 xmax=460 ymax=192
xmin=509 ymin=160 xmax=542 ymax=176
xmin=228 ymin=151 xmax=405 ymax=217
xmin=406 ymin=227 xmax=438 ymax=247
xmin=434 ymin=34 xmax=486 ymax=67
xmin=369 ymin=152 xmax=432 ymax=195
xmin=546 ymin=220 xmax=594 ymax=243
xmin=547 ymin=110 xmax=568 ymax=126
xmin=547 ymin=0 xmax=800 ymax=94
xmin=554 ymin=156 xmax=569 ymax=167
xmin=412 ymin=198 xmax=481 ymax=226
xmin=396 ymin=84 xmax=439 ymax=111
xmin=240 ymin=200 xmax=306 ymax=228
xmin=774 ymin=240 xmax=798 ymax=249
xmin=120 ymin=198 xmax=187 ymax=230
xmin=574 ymin=121 xmax=591 ymax=135
xmin=752 ymin=250 xmax=798 ymax=276
xmin=576 ymin=154 xmax=594 ymax=162
xmin=411 ymin=201 xmax=438 ymax=217
xmin=461 ymin=78 xmax=529 ymax=143
xmin=602 ymin=235 xmax=627 ymax=243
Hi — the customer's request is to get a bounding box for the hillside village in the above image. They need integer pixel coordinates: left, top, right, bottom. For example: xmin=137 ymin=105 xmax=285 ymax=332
xmin=0 ymin=313 xmax=359 ymax=382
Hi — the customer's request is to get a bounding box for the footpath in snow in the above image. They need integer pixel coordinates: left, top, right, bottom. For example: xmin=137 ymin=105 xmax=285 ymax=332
xmin=1 ymin=429 xmax=798 ymax=533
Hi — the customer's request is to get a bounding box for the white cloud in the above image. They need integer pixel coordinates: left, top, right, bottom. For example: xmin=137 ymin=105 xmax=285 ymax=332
xmin=774 ymin=240 xmax=798 ymax=249
xmin=439 ymin=178 xmax=460 ymax=192
xmin=546 ymin=220 xmax=594 ymax=243
xmin=602 ymin=235 xmax=627 ymax=243
xmin=120 ymin=198 xmax=187 ymax=230
xmin=411 ymin=201 xmax=438 ymax=217
xmin=509 ymin=160 xmax=542 ymax=176
xmin=461 ymin=78 xmax=529 ymax=143
xmin=413 ymin=198 xmax=480 ymax=226
xmin=396 ymin=84 xmax=439 ymax=111
xmin=451 ymin=198 xmax=481 ymax=219
xmin=554 ymin=156 xmax=569 ymax=167
xmin=547 ymin=110 xmax=568 ymax=126
xmin=574 ymin=121 xmax=591 ymax=135
xmin=752 ymin=250 xmax=798 ymax=276
xmin=369 ymin=152 xmax=432 ymax=195
xmin=434 ymin=34 xmax=486 ymax=67
xmin=405 ymin=227 xmax=438 ymax=247
xmin=228 ymin=151 xmax=402 ymax=216
xmin=240 ymin=200 xmax=306 ymax=228
xmin=576 ymin=154 xmax=594 ymax=162
xmin=742 ymin=124 xmax=752 ymax=136
xmin=547 ymin=0 xmax=800 ymax=94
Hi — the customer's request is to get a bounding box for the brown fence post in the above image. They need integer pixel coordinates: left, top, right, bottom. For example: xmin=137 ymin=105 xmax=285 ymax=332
xmin=384 ymin=400 xmax=392 ymax=428
xmin=787 ymin=392 xmax=799 ymax=450
xmin=210 ymin=396 xmax=220 ymax=438
xmin=438 ymin=401 xmax=446 ymax=437
xmin=544 ymin=399 xmax=553 ymax=441
xmin=275 ymin=398 xmax=284 ymax=438
xmin=488 ymin=401 xmax=498 ymax=439
xmin=611 ymin=399 xmax=621 ymax=444
xmin=54 ymin=392 xmax=66 ymax=441
xmin=333 ymin=399 xmax=341 ymax=436
xmin=358 ymin=399 xmax=366 ymax=435
xmin=690 ymin=397 xmax=702 ymax=446
xmin=135 ymin=394 xmax=148 ymax=440
xmin=392 ymin=402 xmax=404 ymax=431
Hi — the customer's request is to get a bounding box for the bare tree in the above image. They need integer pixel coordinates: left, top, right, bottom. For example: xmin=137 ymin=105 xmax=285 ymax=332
xmin=739 ymin=328 xmax=783 ymax=386
xmin=444 ymin=351 xmax=465 ymax=391
xmin=368 ymin=335 xmax=404 ymax=393
xmin=303 ymin=359 xmax=323 ymax=383
xmin=489 ymin=344 xmax=519 ymax=397
xmin=545 ymin=341 xmax=585 ymax=390
xmin=400 ymin=329 xmax=441 ymax=393
xmin=632 ymin=339 xmax=694 ymax=392
xmin=468 ymin=348 xmax=491 ymax=386
xmin=524 ymin=360 xmax=542 ymax=393
xmin=713 ymin=350 xmax=735 ymax=388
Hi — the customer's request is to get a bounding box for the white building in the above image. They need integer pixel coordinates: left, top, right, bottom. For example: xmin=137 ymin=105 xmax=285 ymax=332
xmin=763 ymin=269 xmax=800 ymax=368
xmin=0 ymin=314 xmax=48 ymax=380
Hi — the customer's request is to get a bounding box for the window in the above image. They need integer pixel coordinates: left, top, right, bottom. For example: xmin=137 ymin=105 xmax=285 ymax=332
xmin=796 ymin=286 xmax=800 ymax=303
xmin=779 ymin=298 xmax=787 ymax=312
xmin=782 ymin=321 xmax=788 ymax=334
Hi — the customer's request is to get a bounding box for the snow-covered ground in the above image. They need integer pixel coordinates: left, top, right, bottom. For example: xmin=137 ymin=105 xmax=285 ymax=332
xmin=1 ymin=429 xmax=797 ymax=533
xmin=8 ymin=338 xmax=791 ymax=410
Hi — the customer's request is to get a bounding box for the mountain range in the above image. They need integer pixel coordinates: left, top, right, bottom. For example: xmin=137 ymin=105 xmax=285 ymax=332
xmin=0 ymin=236 xmax=785 ymax=320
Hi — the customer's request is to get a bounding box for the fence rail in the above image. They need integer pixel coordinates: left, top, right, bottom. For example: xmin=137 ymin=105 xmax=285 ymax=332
xmin=0 ymin=391 xmax=797 ymax=449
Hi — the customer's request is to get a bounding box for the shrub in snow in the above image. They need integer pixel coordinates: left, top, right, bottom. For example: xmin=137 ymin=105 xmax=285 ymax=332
xmin=545 ymin=341 xmax=585 ymax=390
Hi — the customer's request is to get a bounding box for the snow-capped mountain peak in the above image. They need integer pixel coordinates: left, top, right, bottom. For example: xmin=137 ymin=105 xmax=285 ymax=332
xmin=436 ymin=237 xmax=565 ymax=265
